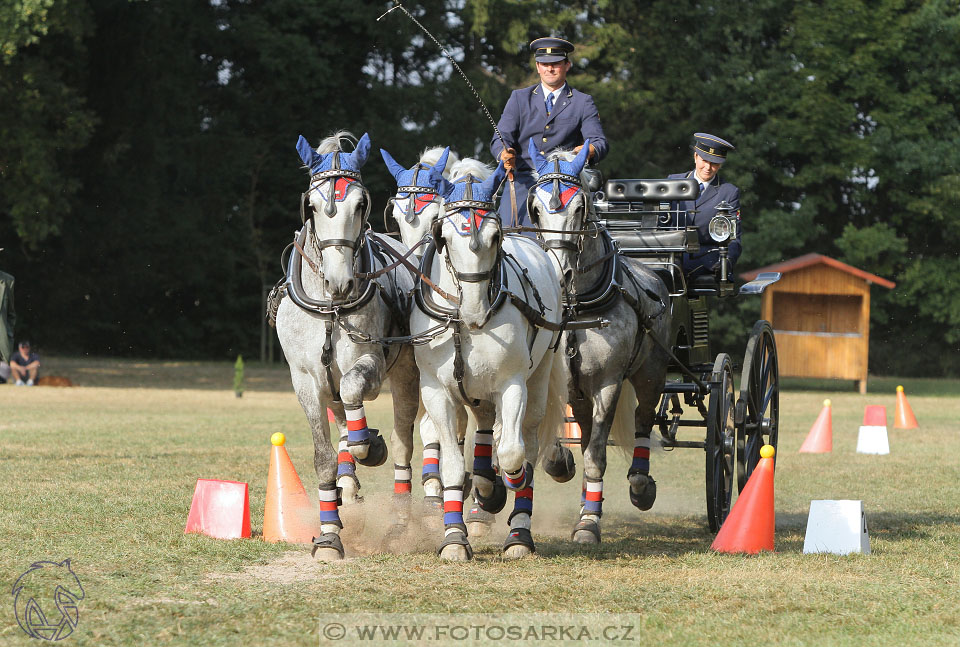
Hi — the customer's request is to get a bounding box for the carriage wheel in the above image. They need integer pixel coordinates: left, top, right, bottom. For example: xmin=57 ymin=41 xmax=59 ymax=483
xmin=735 ymin=320 xmax=780 ymax=492
xmin=705 ymin=353 xmax=736 ymax=533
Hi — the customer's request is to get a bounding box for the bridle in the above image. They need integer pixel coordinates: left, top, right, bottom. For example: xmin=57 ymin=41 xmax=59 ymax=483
xmin=301 ymin=150 xmax=373 ymax=253
xmin=527 ymin=157 xmax=593 ymax=255
xmin=384 ymin=162 xmax=441 ymax=226
xmin=432 ymin=174 xmax=503 ymax=285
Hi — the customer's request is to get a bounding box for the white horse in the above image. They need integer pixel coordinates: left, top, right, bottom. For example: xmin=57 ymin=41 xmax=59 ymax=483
xmin=526 ymin=138 xmax=672 ymax=544
xmin=380 ymin=148 xmax=503 ymax=534
xmin=411 ymin=150 xmax=565 ymax=560
xmin=275 ymin=131 xmax=421 ymax=560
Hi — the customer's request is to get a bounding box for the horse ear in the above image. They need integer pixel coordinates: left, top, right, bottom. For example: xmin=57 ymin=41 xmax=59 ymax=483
xmin=482 ymin=160 xmax=507 ymax=198
xmin=528 ymin=137 xmax=546 ymax=173
xmin=296 ymin=135 xmax=317 ymax=168
xmin=571 ymin=138 xmax=590 ymax=174
xmin=351 ymin=132 xmax=371 ymax=168
xmin=428 ymin=148 xmax=454 ymax=197
xmin=380 ymin=148 xmax=406 ymax=182
xmin=434 ymin=146 xmax=451 ymax=175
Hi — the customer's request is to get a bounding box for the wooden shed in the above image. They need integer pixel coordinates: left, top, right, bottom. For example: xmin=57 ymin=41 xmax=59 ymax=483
xmin=740 ymin=254 xmax=895 ymax=393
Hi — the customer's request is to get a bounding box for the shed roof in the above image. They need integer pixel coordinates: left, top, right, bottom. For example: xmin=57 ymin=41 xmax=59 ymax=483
xmin=739 ymin=253 xmax=896 ymax=289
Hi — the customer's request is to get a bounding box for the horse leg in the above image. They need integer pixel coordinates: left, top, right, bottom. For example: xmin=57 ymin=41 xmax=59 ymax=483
xmin=502 ymin=364 xmax=551 ymax=560
xmin=466 ymin=407 xmax=501 ymax=536
xmin=422 ymin=380 xmax=471 ymax=561
xmin=327 ymin=404 xmax=361 ymax=504
xmin=628 ymin=373 xmax=662 ymax=511
xmin=341 ymin=354 xmax=388 ymax=467
xmin=573 ymin=381 xmax=621 ymax=544
xmin=384 ymin=354 xmax=419 ymax=547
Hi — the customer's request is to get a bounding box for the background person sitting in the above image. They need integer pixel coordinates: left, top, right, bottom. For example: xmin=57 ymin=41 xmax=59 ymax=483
xmin=668 ymin=133 xmax=742 ymax=275
xmin=10 ymin=340 xmax=40 ymax=386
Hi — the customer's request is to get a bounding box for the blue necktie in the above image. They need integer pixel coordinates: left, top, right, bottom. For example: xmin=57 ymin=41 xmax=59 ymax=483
xmin=546 ymin=93 xmax=554 ymax=115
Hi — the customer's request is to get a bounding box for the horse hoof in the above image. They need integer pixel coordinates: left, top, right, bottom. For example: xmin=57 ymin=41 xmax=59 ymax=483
xmin=439 ymin=544 xmax=471 ymax=561
xmin=503 ymin=544 xmax=534 ymax=560
xmin=311 ymin=533 xmax=345 ymax=561
xmin=438 ymin=531 xmax=473 ymax=561
xmin=337 ymin=476 xmax=360 ymax=503
xmin=628 ymin=473 xmax=657 ymax=511
xmin=544 ymin=445 xmax=577 ymax=483
xmin=503 ymin=527 xmax=535 ymax=559
xmin=312 ymin=547 xmax=344 ymax=562
xmin=466 ymin=504 xmax=495 ymax=538
xmin=466 ymin=522 xmax=491 ymax=538
xmin=475 ymin=475 xmax=507 ymax=514
xmin=572 ymin=519 xmax=601 ymax=544
xmin=354 ymin=431 xmax=388 ymax=467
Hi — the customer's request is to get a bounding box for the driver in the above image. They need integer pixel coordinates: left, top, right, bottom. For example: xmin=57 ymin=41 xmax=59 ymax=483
xmin=669 ymin=133 xmax=742 ymax=274
xmin=490 ymin=37 xmax=608 ymax=228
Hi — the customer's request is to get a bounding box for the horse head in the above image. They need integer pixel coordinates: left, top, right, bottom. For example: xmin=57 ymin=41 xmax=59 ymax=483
xmin=380 ymin=146 xmax=458 ymax=257
xmin=527 ymin=137 xmax=591 ymax=283
xmin=428 ymin=154 xmax=507 ymax=328
xmin=296 ymin=131 xmax=372 ymax=299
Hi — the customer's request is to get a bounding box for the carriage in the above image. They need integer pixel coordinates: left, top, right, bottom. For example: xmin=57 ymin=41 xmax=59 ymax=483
xmin=575 ymin=177 xmax=783 ymax=532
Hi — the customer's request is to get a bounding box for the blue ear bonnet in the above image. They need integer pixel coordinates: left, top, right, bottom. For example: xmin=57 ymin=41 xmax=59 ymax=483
xmin=529 ymin=137 xmax=589 ymax=213
xmin=430 ymin=160 xmax=507 ymax=207
xmin=296 ymin=133 xmax=371 ymax=175
xmin=380 ymin=148 xmax=445 ymax=197
xmin=530 ymin=137 xmax=589 ymax=179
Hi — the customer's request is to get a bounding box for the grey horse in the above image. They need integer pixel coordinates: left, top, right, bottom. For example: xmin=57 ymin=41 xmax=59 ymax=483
xmin=526 ymin=138 xmax=672 ymax=544
xmin=275 ymin=131 xmax=421 ymax=560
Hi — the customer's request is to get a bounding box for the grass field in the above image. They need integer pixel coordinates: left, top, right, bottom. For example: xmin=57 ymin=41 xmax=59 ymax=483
xmin=1 ymin=358 xmax=958 ymax=646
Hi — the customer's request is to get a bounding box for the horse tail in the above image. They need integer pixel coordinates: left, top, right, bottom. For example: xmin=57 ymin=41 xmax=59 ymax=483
xmin=535 ymin=353 xmax=569 ymax=465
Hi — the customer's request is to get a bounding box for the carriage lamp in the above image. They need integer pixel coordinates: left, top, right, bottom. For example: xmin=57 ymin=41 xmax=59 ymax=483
xmin=708 ymin=201 xmax=738 ymax=244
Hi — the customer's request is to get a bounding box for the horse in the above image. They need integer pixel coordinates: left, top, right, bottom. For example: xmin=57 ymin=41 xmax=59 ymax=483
xmin=274 ymin=131 xmax=421 ymax=560
xmin=411 ymin=149 xmax=565 ymax=560
xmin=380 ymin=148 xmax=504 ymax=535
xmin=525 ymin=137 xmax=672 ymax=544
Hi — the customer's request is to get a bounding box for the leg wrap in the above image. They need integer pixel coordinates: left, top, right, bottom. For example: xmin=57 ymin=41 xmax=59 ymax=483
xmin=421 ymin=442 xmax=441 ymax=484
xmin=581 ymin=476 xmax=604 ymax=518
xmin=630 ymin=434 xmax=651 ymax=475
xmin=503 ymin=461 xmax=533 ymax=491
xmin=344 ymin=405 xmax=370 ymax=446
xmin=507 ymin=477 xmax=534 ymax=526
xmin=472 ymin=430 xmax=494 ymax=479
xmin=394 ymin=464 xmax=412 ymax=494
xmin=318 ymin=483 xmax=343 ymax=529
xmin=443 ymin=485 xmax=466 ymax=534
xmin=336 ymin=435 xmax=357 ymax=479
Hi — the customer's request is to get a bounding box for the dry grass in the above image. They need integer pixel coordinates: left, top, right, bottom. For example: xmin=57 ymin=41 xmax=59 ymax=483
xmin=0 ymin=358 xmax=958 ymax=646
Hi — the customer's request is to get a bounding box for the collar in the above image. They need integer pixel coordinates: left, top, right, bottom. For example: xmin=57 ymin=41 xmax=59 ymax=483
xmin=539 ymin=83 xmax=567 ymax=102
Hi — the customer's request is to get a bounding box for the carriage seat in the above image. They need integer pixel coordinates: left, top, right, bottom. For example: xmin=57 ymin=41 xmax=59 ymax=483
xmin=607 ymin=228 xmax=699 ymax=255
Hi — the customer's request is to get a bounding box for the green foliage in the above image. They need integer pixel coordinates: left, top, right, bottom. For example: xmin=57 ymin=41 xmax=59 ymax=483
xmin=233 ymin=354 xmax=244 ymax=397
xmin=1 ymin=0 xmax=958 ymax=374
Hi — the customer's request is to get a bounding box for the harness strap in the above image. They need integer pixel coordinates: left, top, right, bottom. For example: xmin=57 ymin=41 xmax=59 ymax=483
xmin=453 ymin=322 xmax=481 ymax=407
xmin=321 ymin=319 xmax=342 ymax=403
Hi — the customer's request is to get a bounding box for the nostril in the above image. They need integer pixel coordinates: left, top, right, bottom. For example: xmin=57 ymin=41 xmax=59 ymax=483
xmin=344 ymin=279 xmax=355 ymax=296
xmin=563 ymin=268 xmax=575 ymax=285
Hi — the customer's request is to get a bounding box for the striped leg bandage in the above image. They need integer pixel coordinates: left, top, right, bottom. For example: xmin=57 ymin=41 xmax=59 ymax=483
xmin=581 ymin=477 xmax=604 ymax=517
xmin=421 ymin=442 xmax=441 ymax=484
xmin=394 ymin=464 xmax=412 ymax=494
xmin=337 ymin=435 xmax=356 ymax=479
xmin=344 ymin=405 xmax=370 ymax=446
xmin=443 ymin=486 xmax=466 ymax=535
xmin=630 ymin=434 xmax=651 ymax=474
xmin=318 ymin=483 xmax=343 ymax=531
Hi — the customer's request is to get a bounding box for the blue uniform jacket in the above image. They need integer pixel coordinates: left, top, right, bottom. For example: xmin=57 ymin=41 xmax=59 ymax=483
xmin=490 ymin=83 xmax=608 ymax=173
xmin=668 ymin=171 xmax=742 ymax=272
xmin=490 ymin=84 xmax=607 ymax=225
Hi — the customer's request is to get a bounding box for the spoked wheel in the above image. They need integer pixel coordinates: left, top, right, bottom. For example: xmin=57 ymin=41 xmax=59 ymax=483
xmin=705 ymin=353 xmax=736 ymax=533
xmin=735 ymin=320 xmax=780 ymax=492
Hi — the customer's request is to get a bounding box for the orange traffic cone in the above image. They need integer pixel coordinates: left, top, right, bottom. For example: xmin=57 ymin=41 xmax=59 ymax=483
xmin=799 ymin=399 xmax=832 ymax=453
xmin=711 ymin=445 xmax=776 ymax=554
xmin=263 ymin=432 xmax=321 ymax=543
xmin=185 ymin=479 xmax=251 ymax=539
xmin=562 ymin=405 xmax=582 ymax=443
xmin=894 ymin=385 xmax=918 ymax=429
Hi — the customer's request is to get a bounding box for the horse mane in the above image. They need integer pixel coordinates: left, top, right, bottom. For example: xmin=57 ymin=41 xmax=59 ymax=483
xmin=449 ymin=157 xmax=493 ymax=181
xmin=420 ymin=147 xmax=461 ymax=179
xmin=316 ymin=130 xmax=357 ymax=154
